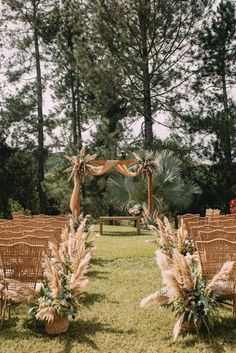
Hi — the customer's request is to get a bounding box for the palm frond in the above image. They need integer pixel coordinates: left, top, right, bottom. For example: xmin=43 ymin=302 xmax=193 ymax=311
xmin=107 ymin=174 xmax=130 ymax=210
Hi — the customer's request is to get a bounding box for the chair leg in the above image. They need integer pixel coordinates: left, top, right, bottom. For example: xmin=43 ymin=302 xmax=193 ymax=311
xmin=0 ymin=291 xmax=3 ymax=317
xmin=233 ymin=296 xmax=236 ymax=316
xmin=0 ymin=295 xmax=7 ymax=329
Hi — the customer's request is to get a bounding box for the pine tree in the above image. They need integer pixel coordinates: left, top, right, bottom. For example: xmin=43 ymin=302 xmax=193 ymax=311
xmin=43 ymin=0 xmax=84 ymax=149
xmin=1 ymin=0 xmax=54 ymax=212
xmin=90 ymin=0 xmax=210 ymax=148
xmin=170 ymin=0 xmax=236 ymax=211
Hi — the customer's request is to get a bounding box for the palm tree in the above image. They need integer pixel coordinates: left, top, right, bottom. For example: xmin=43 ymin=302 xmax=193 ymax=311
xmin=107 ymin=150 xmax=201 ymax=216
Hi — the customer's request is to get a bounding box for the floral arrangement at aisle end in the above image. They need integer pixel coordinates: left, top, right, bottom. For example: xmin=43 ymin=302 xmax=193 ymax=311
xmin=140 ymin=249 xmax=234 ymax=342
xmin=128 ymin=203 xmax=143 ymax=217
xmin=141 ymin=205 xmax=160 ymax=228
xmin=146 ymin=213 xmax=194 ymax=256
xmin=5 ymin=217 xmax=92 ymax=334
xmin=69 ymin=214 xmax=96 ymax=248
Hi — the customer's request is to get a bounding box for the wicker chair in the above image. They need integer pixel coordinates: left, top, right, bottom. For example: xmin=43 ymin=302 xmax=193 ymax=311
xmin=185 ymin=220 xmax=208 ymax=235
xmin=0 ymin=230 xmax=25 ymax=238
xmin=177 ymin=214 xmax=200 ymax=226
xmin=0 ymin=242 xmax=43 ymax=286
xmin=224 ymin=226 xmax=236 ymax=232
xmin=220 ymin=218 xmax=236 ymax=225
xmin=0 ymin=235 xmax=48 ymax=247
xmin=189 ymin=225 xmax=222 ymax=244
xmin=0 ymin=242 xmax=44 ymax=327
xmin=23 ymin=228 xmax=55 ymax=238
xmin=2 ymin=225 xmax=42 ymax=232
xmin=12 ymin=213 xmax=32 ymax=220
xmin=0 ymin=236 xmax=49 ymax=266
xmin=199 ymin=230 xmax=236 ymax=242
xmin=196 ymin=238 xmax=236 ymax=315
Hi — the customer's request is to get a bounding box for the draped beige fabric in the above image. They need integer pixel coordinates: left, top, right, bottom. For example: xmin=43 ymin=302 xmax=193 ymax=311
xmin=115 ymin=163 xmax=140 ymax=177
xmin=70 ymin=160 xmax=142 ymax=220
xmin=88 ymin=160 xmax=118 ymax=176
xmin=70 ymin=176 xmax=80 ymax=220
xmin=88 ymin=160 xmax=140 ymax=177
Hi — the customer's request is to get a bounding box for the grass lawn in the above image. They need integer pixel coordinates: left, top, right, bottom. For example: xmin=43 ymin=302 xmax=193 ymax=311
xmin=1 ymin=225 xmax=236 ymax=353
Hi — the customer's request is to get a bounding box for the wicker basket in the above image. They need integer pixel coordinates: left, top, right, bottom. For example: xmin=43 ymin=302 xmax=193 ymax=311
xmin=181 ymin=319 xmax=201 ymax=333
xmin=45 ymin=315 xmax=69 ymax=335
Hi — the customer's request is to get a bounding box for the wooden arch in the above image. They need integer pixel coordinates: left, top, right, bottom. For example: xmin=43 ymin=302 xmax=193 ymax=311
xmin=69 ymin=159 xmax=153 ymax=220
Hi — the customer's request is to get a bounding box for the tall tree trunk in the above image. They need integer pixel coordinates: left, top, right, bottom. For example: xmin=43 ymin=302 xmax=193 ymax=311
xmin=138 ymin=0 xmax=153 ymax=148
xmin=221 ymin=71 xmax=232 ymax=212
xmin=147 ymin=172 xmax=153 ymax=215
xmin=76 ymin=78 xmax=82 ymax=148
xmin=71 ymin=77 xmax=77 ymax=145
xmin=33 ymin=0 xmax=45 ymax=213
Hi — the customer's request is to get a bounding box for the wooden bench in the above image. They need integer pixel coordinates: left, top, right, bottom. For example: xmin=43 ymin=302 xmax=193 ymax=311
xmin=100 ymin=216 xmax=141 ymax=235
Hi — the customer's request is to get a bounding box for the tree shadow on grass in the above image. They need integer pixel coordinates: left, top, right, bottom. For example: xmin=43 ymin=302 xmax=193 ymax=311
xmin=57 ymin=318 xmax=135 ymax=353
xmin=0 ymin=316 xmax=18 ymax=331
xmin=101 ymin=230 xmax=149 ymax=237
xmin=90 ymin=258 xmax=116 ymax=267
xmin=87 ymin=269 xmax=110 ymax=280
xmin=0 ymin=317 xmax=135 ymax=353
xmin=81 ymin=292 xmax=106 ymax=307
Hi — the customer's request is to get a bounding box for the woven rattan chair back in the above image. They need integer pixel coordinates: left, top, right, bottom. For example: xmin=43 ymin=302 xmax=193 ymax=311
xmin=218 ymin=219 xmax=236 ymax=227
xmin=46 ymin=221 xmax=67 ymax=228
xmin=226 ymin=214 xmax=236 ymax=219
xmin=224 ymin=226 xmax=236 ymax=232
xmin=196 ymin=238 xmax=236 ymax=281
xmin=189 ymin=225 xmax=222 ymax=243
xmin=12 ymin=213 xmax=32 ymax=220
xmin=185 ymin=220 xmax=208 ymax=235
xmin=199 ymin=230 xmax=236 ymax=242
xmin=0 ymin=242 xmax=43 ymax=289
xmin=0 ymin=235 xmax=50 ymax=260
xmin=0 ymin=235 xmax=49 ymax=247
xmin=177 ymin=214 xmax=200 ymax=227
xmin=1 ymin=225 xmax=43 ymax=232
xmin=23 ymin=228 xmax=55 ymax=238
xmin=0 ymin=230 xmax=25 ymax=238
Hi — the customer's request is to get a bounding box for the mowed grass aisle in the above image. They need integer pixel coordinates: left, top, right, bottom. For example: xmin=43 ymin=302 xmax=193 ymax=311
xmin=1 ymin=226 xmax=236 ymax=353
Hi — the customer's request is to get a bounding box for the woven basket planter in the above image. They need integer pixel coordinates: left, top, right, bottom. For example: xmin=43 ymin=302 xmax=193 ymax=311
xmin=45 ymin=315 xmax=69 ymax=335
xmin=181 ymin=319 xmax=201 ymax=333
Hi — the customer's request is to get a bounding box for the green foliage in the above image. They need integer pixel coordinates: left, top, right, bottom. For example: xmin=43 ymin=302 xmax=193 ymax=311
xmin=171 ymin=271 xmax=219 ymax=334
xmin=107 ymin=150 xmax=201 ymax=215
xmin=0 ymin=141 xmax=39 ymax=217
xmin=9 ymin=200 xmax=31 ymax=216
xmin=172 ymin=276 xmax=218 ymax=333
xmin=94 ymin=0 xmax=210 ymax=147
xmin=169 ymin=0 xmax=236 ymax=212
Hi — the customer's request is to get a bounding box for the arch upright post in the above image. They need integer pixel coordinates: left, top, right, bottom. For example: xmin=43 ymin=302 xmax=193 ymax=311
xmin=147 ymin=172 xmax=153 ymax=216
